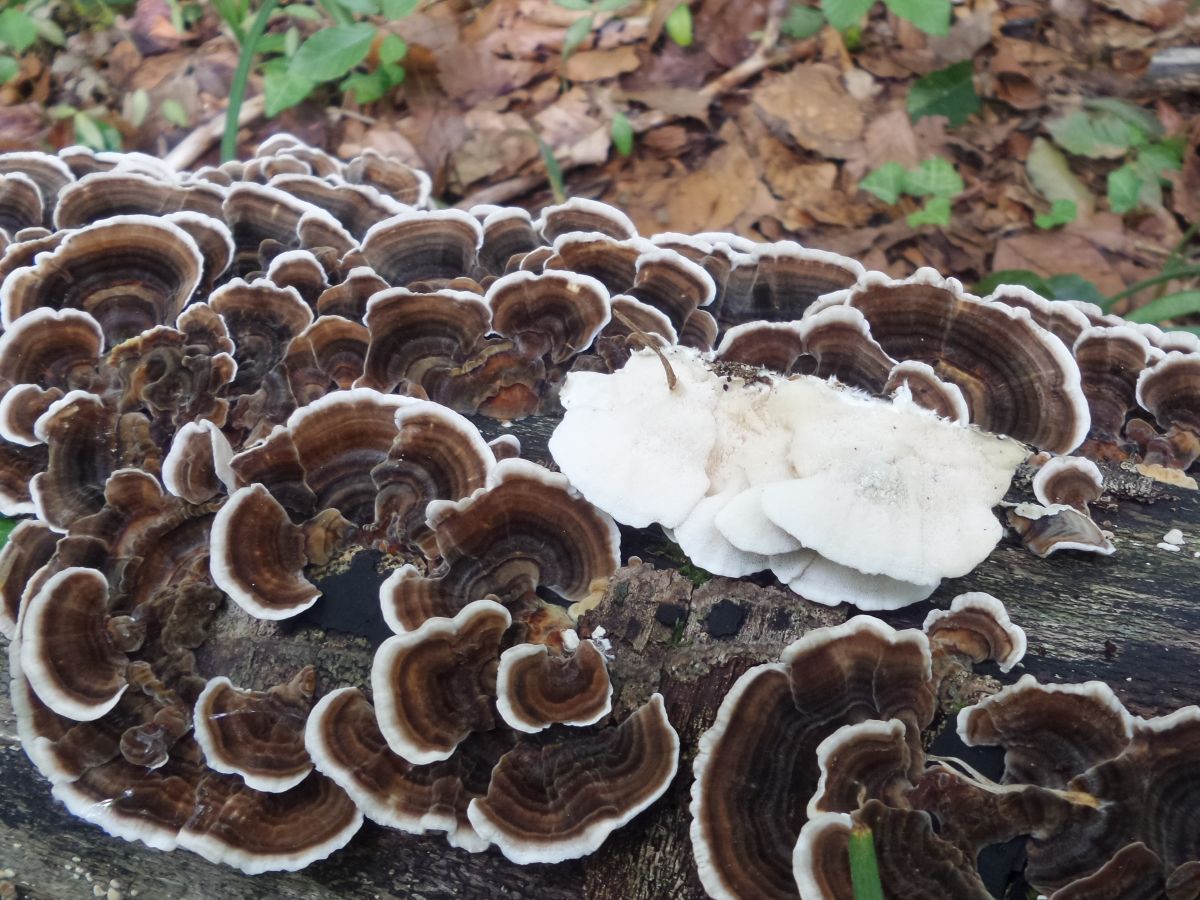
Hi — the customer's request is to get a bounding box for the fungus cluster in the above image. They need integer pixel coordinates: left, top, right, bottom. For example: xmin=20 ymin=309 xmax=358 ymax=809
xmin=0 ymin=136 xmax=1198 ymax=886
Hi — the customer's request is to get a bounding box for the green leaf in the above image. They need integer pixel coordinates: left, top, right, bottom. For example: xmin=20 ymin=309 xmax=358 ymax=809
xmin=1025 ymin=136 xmax=1092 ymax=214
xmin=0 ymin=8 xmax=39 ymax=52
xmin=1045 ymin=273 xmax=1104 ymax=304
xmin=562 ymin=14 xmax=594 ymax=59
xmin=1125 ymin=290 xmax=1200 ymax=324
xmin=0 ymin=55 xmax=17 ymax=84
xmin=257 ymin=32 xmax=288 ymax=55
xmin=127 ymin=88 xmax=151 ymax=127
xmin=1107 ymin=163 xmax=1142 ymax=214
xmin=1139 ymin=141 xmax=1183 ymax=178
xmin=379 ymin=33 xmax=407 ymax=64
xmin=611 ymin=111 xmax=634 ymax=157
xmin=342 ymin=69 xmax=389 ymax=104
xmin=73 ymin=112 xmax=106 ymax=150
xmin=906 ymin=195 xmax=952 ymax=226
xmin=973 ymin=269 xmax=1053 ymax=297
xmin=820 ymin=0 xmax=874 ymax=31
xmin=907 ymin=60 xmax=979 ymax=127
xmin=555 ymin=0 xmax=594 ymax=9
xmin=884 ymin=0 xmax=950 ymax=35
xmin=264 ymin=67 xmax=315 ymax=116
xmin=781 ymin=4 xmax=826 ymax=38
xmin=597 ymin=0 xmax=630 ymax=10
xmin=848 ymin=825 xmax=885 ymax=900
xmin=34 ymin=18 xmax=66 ymax=47
xmin=665 ymin=3 xmax=693 ymax=46
xmin=289 ymin=23 xmax=375 ymax=83
xmin=859 ymin=162 xmax=908 ymax=205
xmin=537 ymin=135 xmax=566 ymax=204
xmin=382 ymin=0 xmax=420 ymax=16
xmin=0 ymin=517 xmax=17 ymax=551
xmin=283 ymin=5 xmax=323 ymax=20
xmin=1084 ymin=97 xmax=1163 ymax=139
xmin=336 ymin=0 xmax=380 ymax=13
xmin=1046 ymin=109 xmax=1144 ymax=159
xmin=160 ymin=99 xmax=190 ymax=128
xmin=1035 ymin=198 xmax=1077 ymax=229
xmin=903 ymin=156 xmax=963 ymax=198
xmin=380 ymin=61 xmax=406 ymax=86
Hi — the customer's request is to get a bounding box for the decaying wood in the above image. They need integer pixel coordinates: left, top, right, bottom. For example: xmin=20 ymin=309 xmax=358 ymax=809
xmin=3 ymin=415 xmax=1200 ymax=899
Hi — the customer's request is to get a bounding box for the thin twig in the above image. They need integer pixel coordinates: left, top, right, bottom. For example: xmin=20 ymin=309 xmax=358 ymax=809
xmin=612 ymin=308 xmax=677 ymax=390
xmin=164 ymin=94 xmax=265 ymax=172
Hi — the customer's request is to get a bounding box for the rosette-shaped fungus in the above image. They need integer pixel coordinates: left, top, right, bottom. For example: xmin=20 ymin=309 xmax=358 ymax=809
xmin=690 ymin=617 xmax=935 ymax=898
xmin=551 ymin=346 xmax=1026 ymax=609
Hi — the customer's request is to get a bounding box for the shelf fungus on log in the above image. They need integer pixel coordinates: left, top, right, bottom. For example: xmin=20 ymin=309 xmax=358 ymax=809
xmin=690 ymin=617 xmax=935 ymax=899
xmin=379 ymin=458 xmax=620 ymax=632
xmin=467 ymin=693 xmax=679 ymax=864
xmin=192 ymin=668 xmax=317 ymax=793
xmin=3 ymin=135 xmax=1200 ymax=882
xmin=371 ymin=598 xmax=510 ymax=765
xmin=495 ymin=638 xmax=613 ymax=733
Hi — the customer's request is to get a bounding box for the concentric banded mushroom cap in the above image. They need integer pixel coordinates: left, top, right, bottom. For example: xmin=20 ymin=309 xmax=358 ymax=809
xmin=361 ymin=209 xmax=483 ymax=286
xmin=30 ymin=390 xmax=117 ymax=530
xmin=495 ymin=639 xmax=612 ymax=733
xmin=19 ymin=567 xmax=135 ymax=721
xmin=177 ymin=770 xmax=362 ymax=874
xmin=720 ymin=243 xmax=864 ymax=327
xmin=315 ymin=266 xmax=388 ymax=320
xmin=957 ymin=674 xmax=1134 ymax=788
xmin=690 ymin=617 xmax=934 ymax=900
xmin=885 ymin=360 xmax=970 ymax=424
xmin=305 ymin=687 xmax=507 ymax=852
xmin=0 ymin=306 xmax=103 ymax=399
xmin=485 ymin=270 xmax=611 ymax=363
xmin=193 ymin=669 xmax=316 ymax=793
xmin=535 ymin=197 xmax=637 ymax=242
xmin=798 ymin=305 xmax=895 ymax=394
xmin=806 ymin=718 xmax=913 ymax=817
xmin=344 ymin=148 xmax=432 ymax=207
xmin=268 ymin=173 xmax=404 ymax=239
xmin=715 ymin=321 xmax=806 ymax=372
xmin=359 ymin=288 xmax=491 ymax=394
xmin=0 ymin=215 xmax=204 ymax=344
xmin=53 ymin=171 xmax=226 ymax=229
xmin=209 ymin=483 xmax=319 ymax=620
xmin=371 ymin=399 xmax=494 ymax=546
xmin=922 ymin=592 xmax=1027 ymax=673
xmin=162 ymin=419 xmax=236 ymax=505
xmin=466 ymin=693 xmax=679 ymax=864
xmin=380 ymin=459 xmax=620 ymax=632
xmin=793 ymin=802 xmax=991 ymax=900
xmin=626 ymin=248 xmax=716 ymax=334
xmin=1027 ymin=707 xmax=1200 ymax=892
xmin=0 ymin=519 xmax=58 ymax=638
xmin=833 ymin=269 xmax=1090 ymax=453
xmin=1136 ymin=351 xmax=1200 ymax=436
xmin=0 ymin=151 xmax=74 ymax=221
xmin=371 ymin=598 xmax=510 ymax=765
xmin=1006 ymin=502 xmax=1115 ymax=558
xmin=227 ymin=425 xmax=317 ymax=517
xmin=266 ymin=248 xmax=330 ymax=306
xmin=1073 ymin=325 xmax=1152 ymax=452
xmin=285 ymin=388 xmax=410 ymax=523
xmin=1033 ymin=456 xmax=1104 ymax=511
xmin=0 ymin=440 xmax=48 ymax=515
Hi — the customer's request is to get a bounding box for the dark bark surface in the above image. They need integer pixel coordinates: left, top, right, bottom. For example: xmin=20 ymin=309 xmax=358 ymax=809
xmin=2 ymin=417 xmax=1198 ymax=899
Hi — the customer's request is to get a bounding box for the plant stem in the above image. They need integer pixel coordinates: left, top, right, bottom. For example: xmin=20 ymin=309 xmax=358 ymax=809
xmin=220 ymin=0 xmax=280 ymax=163
xmin=848 ymin=824 xmax=885 ymax=900
xmin=1102 ymin=266 xmax=1200 ymax=311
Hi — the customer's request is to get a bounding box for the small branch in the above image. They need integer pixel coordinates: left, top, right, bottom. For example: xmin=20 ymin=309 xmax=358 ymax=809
xmin=164 ymin=94 xmax=265 ymax=172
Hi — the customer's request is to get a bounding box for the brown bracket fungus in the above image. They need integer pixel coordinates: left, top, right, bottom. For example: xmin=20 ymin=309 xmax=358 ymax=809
xmin=923 ymin=592 xmax=1027 ymax=674
xmin=209 ymin=483 xmax=320 ymax=620
xmin=380 ymin=458 xmax=620 ymax=632
xmin=1033 ymin=456 xmax=1105 ymax=511
xmin=690 ymin=617 xmax=934 ymax=899
xmin=19 ymin=567 xmax=137 ymax=721
xmin=193 ymin=669 xmax=317 ymax=793
xmin=495 ymin=638 xmax=613 ymax=733
xmin=371 ymin=598 xmax=510 ymax=764
xmin=467 ymin=693 xmax=679 ymax=864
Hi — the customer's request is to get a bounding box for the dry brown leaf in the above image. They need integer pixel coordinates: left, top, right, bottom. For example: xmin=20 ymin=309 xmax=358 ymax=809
xmin=450 ymin=110 xmax=541 ymax=189
xmin=534 ymin=87 xmax=610 ymax=168
xmin=1094 ymin=0 xmax=1187 ymax=27
xmin=616 ymin=88 xmax=711 ymax=124
xmin=752 ymin=65 xmax=864 ymax=159
xmin=563 ymin=46 xmax=641 ymax=82
xmin=993 ymin=232 xmax=1125 ymax=296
